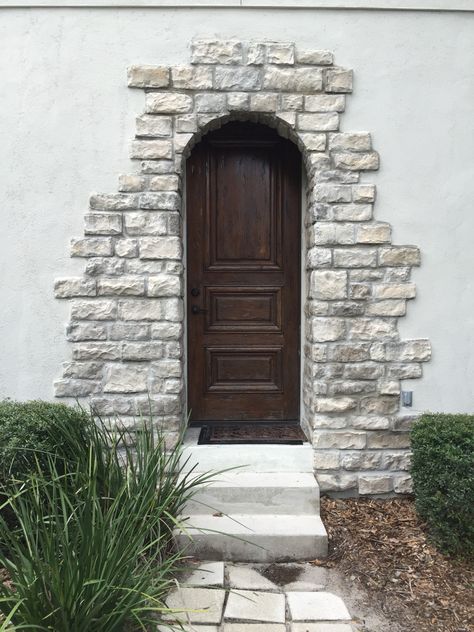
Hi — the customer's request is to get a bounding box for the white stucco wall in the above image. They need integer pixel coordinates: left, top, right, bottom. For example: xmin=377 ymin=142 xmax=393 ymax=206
xmin=0 ymin=5 xmax=473 ymax=413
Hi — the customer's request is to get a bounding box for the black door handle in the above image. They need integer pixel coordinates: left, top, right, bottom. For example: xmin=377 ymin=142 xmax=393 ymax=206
xmin=191 ymin=305 xmax=207 ymax=314
xmin=191 ymin=287 xmax=200 ymax=297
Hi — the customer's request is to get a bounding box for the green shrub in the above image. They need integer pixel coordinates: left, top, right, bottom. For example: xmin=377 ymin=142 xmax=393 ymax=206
xmin=0 ymin=409 xmax=215 ymax=631
xmin=0 ymin=400 xmax=90 ymax=482
xmin=411 ymin=413 xmax=474 ymax=557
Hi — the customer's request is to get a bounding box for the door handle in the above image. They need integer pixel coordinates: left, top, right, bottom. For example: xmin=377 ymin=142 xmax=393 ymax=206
xmin=191 ymin=305 xmax=207 ymax=315
xmin=190 ymin=287 xmax=200 ymax=297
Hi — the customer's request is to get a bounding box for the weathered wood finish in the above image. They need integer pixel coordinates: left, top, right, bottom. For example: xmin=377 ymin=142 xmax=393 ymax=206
xmin=187 ymin=122 xmax=301 ymax=422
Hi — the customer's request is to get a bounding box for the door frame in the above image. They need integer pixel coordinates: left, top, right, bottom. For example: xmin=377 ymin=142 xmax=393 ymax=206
xmin=183 ymin=120 xmax=306 ymax=426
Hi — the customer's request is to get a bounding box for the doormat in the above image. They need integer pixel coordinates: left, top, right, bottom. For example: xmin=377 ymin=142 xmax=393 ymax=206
xmin=197 ymin=423 xmax=307 ymax=445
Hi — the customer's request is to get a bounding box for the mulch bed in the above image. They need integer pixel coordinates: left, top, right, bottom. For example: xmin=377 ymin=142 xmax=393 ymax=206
xmin=318 ymin=497 xmax=474 ymax=632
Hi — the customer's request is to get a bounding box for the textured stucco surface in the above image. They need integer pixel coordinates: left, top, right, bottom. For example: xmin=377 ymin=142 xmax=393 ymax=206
xmin=0 ymin=8 xmax=473 ymax=413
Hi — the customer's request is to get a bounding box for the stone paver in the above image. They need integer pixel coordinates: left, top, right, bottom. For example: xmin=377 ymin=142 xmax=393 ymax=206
xmin=227 ymin=564 xmax=278 ymax=590
xmin=291 ymin=625 xmax=353 ymax=632
xmin=284 ymin=563 xmax=328 ymax=591
xmin=164 ymin=587 xmax=225 ymax=624
xmin=224 ymin=625 xmax=286 ymax=632
xmin=287 ymin=591 xmax=351 ymax=621
xmin=185 ymin=562 xmax=225 ymax=587
xmin=158 ymin=626 xmax=218 ymax=632
xmin=224 ymin=590 xmax=286 ymax=623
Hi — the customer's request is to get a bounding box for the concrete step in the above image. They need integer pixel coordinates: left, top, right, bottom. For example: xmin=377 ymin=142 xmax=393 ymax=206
xmin=180 ymin=428 xmax=314 ymax=473
xmin=175 ymin=513 xmax=328 ymax=562
xmin=183 ymin=471 xmax=320 ymax=515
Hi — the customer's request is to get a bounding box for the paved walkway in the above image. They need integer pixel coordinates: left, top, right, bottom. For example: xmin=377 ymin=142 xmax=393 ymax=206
xmin=159 ymin=561 xmax=354 ymax=631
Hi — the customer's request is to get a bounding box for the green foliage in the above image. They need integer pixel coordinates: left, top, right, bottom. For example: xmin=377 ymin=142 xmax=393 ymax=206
xmin=0 ymin=407 xmax=215 ymax=631
xmin=0 ymin=400 xmax=90 ymax=482
xmin=411 ymin=413 xmax=474 ymax=557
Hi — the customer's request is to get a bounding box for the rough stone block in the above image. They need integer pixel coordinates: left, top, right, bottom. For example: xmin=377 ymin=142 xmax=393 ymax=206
xmin=140 ymin=192 xmax=180 ymax=210
xmin=72 ymin=343 xmax=121 ymax=361
xmin=214 ymin=66 xmax=261 ymax=90
xmin=266 ymin=42 xmax=295 ymax=65
xmin=352 ymin=184 xmax=376 ymax=203
xmin=329 ymin=132 xmax=372 ymax=151
xmin=227 ymin=92 xmax=250 ymax=111
xmin=148 ymin=274 xmax=181 ymax=297
xmin=333 ymin=247 xmax=377 ymax=268
xmin=71 ymin=237 xmax=113 ymax=258
xmin=348 ymin=318 xmax=398 ymax=340
xmin=103 ymin=364 xmax=148 ymax=393
xmin=394 ymin=474 xmax=413 ymax=494
xmin=130 ymin=140 xmax=172 ymax=160
xmin=71 ymin=299 xmax=116 ymax=321
xmin=118 ymin=175 xmax=147 ymax=193
xmin=333 ymin=203 xmax=372 ymax=222
xmin=359 ymin=475 xmax=394 ymax=495
xmin=297 ymin=113 xmax=339 ymax=131
xmin=313 ymin=398 xmax=357 ymax=414
xmin=109 ymin=323 xmax=150 ymax=341
xmin=62 ymin=361 xmax=103 ymax=379
xmin=84 ymin=213 xmax=122 ymax=236
xmin=54 ymin=379 xmax=97 ymax=398
xmin=135 ymin=115 xmax=172 ymax=138
xmin=172 ymin=65 xmax=213 ymax=89
xmin=191 ymin=39 xmax=243 ymax=65
xmin=195 ymin=92 xmax=227 ymax=112
xmin=325 ymin=68 xmax=353 ymax=93
xmin=246 ymin=42 xmax=266 ymax=65
xmin=305 ymin=94 xmax=345 ymax=112
xmin=145 ymin=92 xmax=193 ymax=114
xmin=378 ymin=246 xmax=421 ymax=267
xmin=298 ymin=133 xmax=326 ymax=151
xmin=97 ymin=277 xmax=145 ymax=296
xmin=385 ymin=339 xmax=431 ymax=362
xmin=314 ymin=184 xmax=351 ymax=203
xmin=332 ymin=151 xmax=379 ymax=171
xmin=329 ymin=343 xmax=371 ymax=362
xmin=343 ymin=362 xmax=384 ymax=380
xmin=357 ymin=222 xmax=391 ymax=244
xmin=373 ymin=283 xmax=416 ymax=299
xmin=250 ymin=93 xmax=279 ymax=112
xmin=281 ymin=94 xmax=304 ymax=110
xmin=66 ymin=322 xmax=107 ymax=341
xmin=124 ymin=212 xmax=167 ymax=236
xmin=310 ymin=270 xmax=347 ymax=300
xmin=122 ymin=342 xmax=163 ymax=361
xmin=360 ymin=396 xmax=399 ymax=415
xmin=149 ymin=175 xmax=179 ymax=191
xmin=317 ymin=473 xmax=358 ymax=491
xmin=296 ymin=49 xmax=334 ymax=65
xmin=307 ymin=247 xmax=332 ymax=269
xmin=366 ymin=300 xmax=406 ymax=317
xmin=310 ymin=318 xmax=346 ymax=342
xmin=139 ymin=237 xmax=182 ymax=260
xmin=127 ymin=65 xmax=169 ymax=88
xmin=54 ymin=278 xmax=96 ymax=298
xmin=118 ymin=299 xmax=164 ymax=321
xmin=115 ymin=239 xmax=138 ymax=258
xmin=263 ymin=67 xmax=323 ymax=92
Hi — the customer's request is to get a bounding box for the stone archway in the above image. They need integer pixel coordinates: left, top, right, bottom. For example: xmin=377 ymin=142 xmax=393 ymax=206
xmin=54 ymin=39 xmax=431 ymax=495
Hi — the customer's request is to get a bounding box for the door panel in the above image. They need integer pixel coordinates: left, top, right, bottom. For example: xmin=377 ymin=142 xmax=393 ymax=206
xmin=187 ymin=122 xmax=301 ymax=423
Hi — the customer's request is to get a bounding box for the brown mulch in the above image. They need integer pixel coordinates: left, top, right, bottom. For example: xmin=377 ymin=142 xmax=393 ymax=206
xmin=319 ymin=497 xmax=474 ymax=632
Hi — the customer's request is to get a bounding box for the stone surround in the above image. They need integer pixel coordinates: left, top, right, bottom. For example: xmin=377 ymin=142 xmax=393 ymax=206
xmin=54 ymin=39 xmax=431 ymax=495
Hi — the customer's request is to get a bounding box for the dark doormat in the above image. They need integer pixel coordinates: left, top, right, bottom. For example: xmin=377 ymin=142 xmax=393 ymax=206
xmin=197 ymin=423 xmax=308 ymax=445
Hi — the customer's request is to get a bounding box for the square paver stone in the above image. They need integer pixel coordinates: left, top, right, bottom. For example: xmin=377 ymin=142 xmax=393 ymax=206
xmin=287 ymin=592 xmax=351 ymax=621
xmin=227 ymin=565 xmax=278 ymax=590
xmin=225 ymin=590 xmax=286 ymax=623
xmin=184 ymin=562 xmax=225 ymax=587
xmin=158 ymin=626 xmax=218 ymax=632
xmin=164 ymin=587 xmax=225 ymax=624
xmin=224 ymin=625 xmax=286 ymax=632
xmin=291 ymin=625 xmax=353 ymax=632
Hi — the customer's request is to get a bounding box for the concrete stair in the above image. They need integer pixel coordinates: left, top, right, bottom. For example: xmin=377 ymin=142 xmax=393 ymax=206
xmin=175 ymin=428 xmax=328 ymax=562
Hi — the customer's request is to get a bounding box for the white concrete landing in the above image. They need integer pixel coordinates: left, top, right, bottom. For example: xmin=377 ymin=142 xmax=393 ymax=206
xmin=176 ymin=428 xmax=328 ymax=562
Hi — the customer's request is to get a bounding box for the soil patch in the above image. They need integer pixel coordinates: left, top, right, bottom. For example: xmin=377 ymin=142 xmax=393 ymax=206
xmin=318 ymin=497 xmax=474 ymax=632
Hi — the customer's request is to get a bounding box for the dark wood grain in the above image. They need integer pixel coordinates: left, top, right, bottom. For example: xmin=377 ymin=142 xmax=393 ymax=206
xmin=187 ymin=122 xmax=301 ymax=422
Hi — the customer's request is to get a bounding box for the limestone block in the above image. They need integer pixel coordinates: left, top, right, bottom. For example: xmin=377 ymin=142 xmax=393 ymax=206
xmin=195 ymin=93 xmax=227 ymax=113
xmin=297 ymin=113 xmax=339 ymax=131
xmin=66 ymin=322 xmax=107 ymax=341
xmin=135 ymin=115 xmax=172 ymax=138
xmin=71 ymin=238 xmax=113 ymax=258
xmin=139 ymin=192 xmax=180 ymax=210
xmin=360 ymin=396 xmax=399 ymax=415
xmin=103 ymin=364 xmax=148 ymax=393
xmin=305 ymin=94 xmax=345 ymax=112
xmin=357 ymin=222 xmax=391 ymax=244
xmin=214 ymin=66 xmax=261 ymax=90
xmin=139 ymin=237 xmax=182 ymax=260
xmin=148 ymin=274 xmax=181 ymax=297
xmin=378 ymin=246 xmax=421 ymax=266
xmin=130 ymin=140 xmax=172 ymax=160
xmin=367 ymin=432 xmax=410 ymax=450
xmin=313 ymin=398 xmax=357 ymax=413
xmin=387 ymin=363 xmax=422 ymax=379
xmin=172 ymin=65 xmax=213 ymax=89
xmin=310 ymin=223 xmax=354 ymax=246
xmin=378 ymin=380 xmax=401 ymax=395
xmin=127 ymin=65 xmax=169 ymax=88
xmin=352 ymin=184 xmax=376 ymax=203
xmin=333 ymin=248 xmax=377 ymax=268
xmin=250 ymin=93 xmax=279 ymax=112
xmin=281 ymin=94 xmax=304 ymax=110
xmin=191 ymin=39 xmax=243 ymax=65
xmin=122 ymin=342 xmax=163 ymax=361
xmin=325 ymin=68 xmax=353 ymax=93
xmin=124 ymin=212 xmax=167 ymax=236
xmin=97 ymin=277 xmax=145 ymax=296
xmin=310 ymin=270 xmax=347 ymax=300
xmin=114 ymin=239 xmax=138 ymax=258
xmin=84 ymin=213 xmax=122 ymax=236
xmin=314 ymin=184 xmax=352 ymax=203
xmin=62 ymin=361 xmax=103 ymax=379
xmin=330 ymin=301 xmax=365 ymax=317
xmin=298 ymin=133 xmax=326 ymax=151
xmin=72 ymin=343 xmax=121 ymax=361
xmin=151 ymin=322 xmax=182 ymax=340
xmin=296 ymin=49 xmax=334 ymax=65
xmin=85 ymin=257 xmax=125 ymax=277
xmin=54 ymin=379 xmax=97 ymax=398
xmin=161 ymin=298 xmax=184 ymax=321
xmin=333 ymin=203 xmax=372 ymax=221
xmin=145 ymin=93 xmax=193 ymax=114
xmin=359 ymin=475 xmax=394 ymax=495
xmin=246 ymin=42 xmax=266 ymax=65
xmin=349 ymin=283 xmax=371 ymax=299
xmin=118 ymin=299 xmax=164 ymax=321
xmin=266 ymin=42 xmax=295 ymax=65
xmin=373 ymin=283 xmax=416 ymax=299
xmin=151 ymin=359 xmax=182 ymax=378
xmin=149 ymin=175 xmax=179 ymax=191
xmin=394 ymin=474 xmax=413 ymax=494
xmin=314 ymin=451 xmax=340 ymax=470
xmin=140 ymin=160 xmax=175 ymax=175
xmin=71 ymin=299 xmax=117 ymax=321
xmin=317 ymin=473 xmax=358 ymax=491
xmin=385 ymin=339 xmax=431 ymax=362
xmin=175 ymin=114 xmax=198 ymax=133
xmin=109 ymin=323 xmax=150 ymax=341
xmin=227 ymin=92 xmax=250 ymax=110
xmin=329 ymin=132 xmax=371 ymax=151
xmin=351 ymin=415 xmax=391 ymax=430
xmin=342 ymin=362 xmax=383 ymax=380
xmin=307 ymin=247 xmax=332 ymax=269
xmin=310 ymin=318 xmax=346 ymax=342
xmin=383 ymin=451 xmax=412 ymax=470
xmin=332 ymin=151 xmax=379 ymax=171
xmin=329 ymin=380 xmax=376 ymax=395
xmin=348 ymin=318 xmax=398 ymax=341
xmin=54 ymin=278 xmax=96 ymax=298
xmin=329 ymin=343 xmax=371 ymax=362
xmin=366 ymin=300 xmax=406 ymax=317
xmin=118 ymin=175 xmax=147 ymax=192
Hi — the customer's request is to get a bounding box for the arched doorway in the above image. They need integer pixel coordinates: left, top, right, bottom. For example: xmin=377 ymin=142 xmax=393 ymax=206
xmin=186 ymin=121 xmax=302 ymax=424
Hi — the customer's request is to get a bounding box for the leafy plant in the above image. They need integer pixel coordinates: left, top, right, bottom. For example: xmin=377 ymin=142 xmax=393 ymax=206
xmin=0 ymin=409 xmax=215 ymax=631
xmin=411 ymin=413 xmax=474 ymax=557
